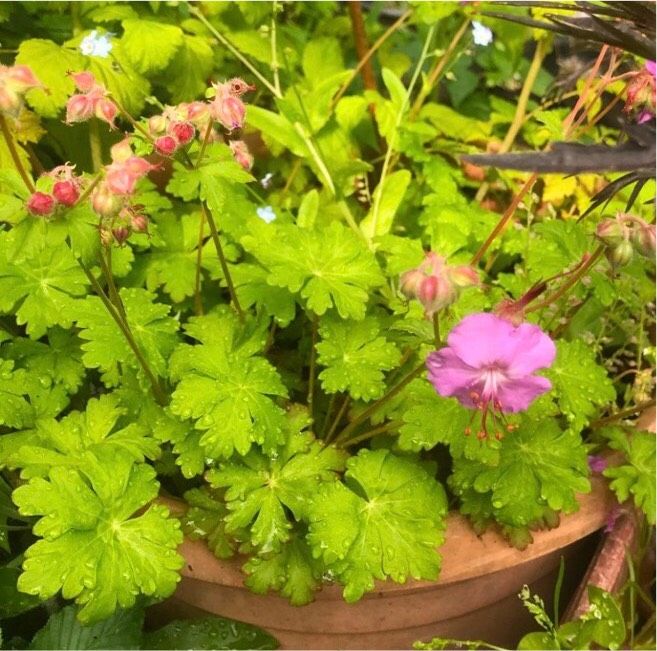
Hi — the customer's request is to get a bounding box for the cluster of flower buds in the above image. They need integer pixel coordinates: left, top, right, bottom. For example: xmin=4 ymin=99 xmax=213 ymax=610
xmin=624 ymin=60 xmax=656 ymax=123
xmin=400 ymin=251 xmax=479 ymax=317
xmin=26 ymin=163 xmax=83 ymax=217
xmin=0 ymin=64 xmax=40 ymax=117
xmin=209 ymin=78 xmax=254 ymax=131
xmin=596 ymin=212 xmax=656 ymax=266
xmin=91 ymin=138 xmax=154 ymax=245
xmin=148 ymin=105 xmax=197 ymax=157
xmin=65 ymin=71 xmax=117 ymax=128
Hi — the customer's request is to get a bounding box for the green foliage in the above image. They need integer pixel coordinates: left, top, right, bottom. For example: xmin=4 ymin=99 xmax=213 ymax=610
xmin=307 ymin=449 xmax=447 ymax=602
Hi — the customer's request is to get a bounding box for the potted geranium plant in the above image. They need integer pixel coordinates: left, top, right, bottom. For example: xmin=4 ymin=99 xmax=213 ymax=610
xmin=0 ymin=1 xmax=654 ymax=649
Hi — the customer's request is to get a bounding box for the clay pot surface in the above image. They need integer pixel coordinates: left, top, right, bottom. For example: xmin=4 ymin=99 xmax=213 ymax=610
xmin=153 ymin=477 xmax=615 ymax=650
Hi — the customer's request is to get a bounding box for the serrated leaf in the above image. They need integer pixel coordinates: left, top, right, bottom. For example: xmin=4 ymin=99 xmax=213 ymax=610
xmin=120 ymin=19 xmax=183 ymax=74
xmin=242 ymin=221 xmax=384 ymax=320
xmin=182 ymin=488 xmax=236 ymax=559
xmin=14 ymin=451 xmax=183 ymax=623
xmin=87 ymin=55 xmax=148 ymax=117
xmin=73 ymin=288 xmax=178 ymax=386
xmin=0 ymin=238 xmax=88 ymax=339
xmin=450 ymin=419 xmax=590 ymax=530
xmin=16 ymin=39 xmax=84 ymax=117
xmin=0 ymin=359 xmax=33 ymax=428
xmin=169 ymin=311 xmax=287 ymax=459
xmin=207 ymin=410 xmax=345 ymax=553
xmin=604 ymin=430 xmax=655 ymax=525
xmin=307 ymin=449 xmax=447 ymax=602
xmin=144 ymin=616 xmax=279 ymax=650
xmin=360 ymin=170 xmax=410 ymax=239
xmin=546 ymin=340 xmax=615 ymax=431
xmin=243 ymin=535 xmax=324 ymax=606
xmin=30 ymin=604 xmax=143 ymax=650
xmin=163 ymin=35 xmax=214 ymax=103
xmin=316 ymin=316 xmax=399 ymax=401
xmin=7 ymin=393 xmax=159 ymax=476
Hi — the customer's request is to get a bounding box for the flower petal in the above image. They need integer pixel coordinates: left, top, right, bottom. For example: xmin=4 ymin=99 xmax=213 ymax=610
xmin=446 ymin=312 xmax=516 ymax=368
xmin=495 ymin=375 xmax=552 ymax=413
xmin=426 ymin=349 xmax=482 ymax=407
xmin=504 ymin=322 xmax=556 ymax=376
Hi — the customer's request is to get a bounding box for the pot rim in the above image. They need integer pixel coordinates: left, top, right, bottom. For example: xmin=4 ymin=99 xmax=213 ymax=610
xmin=160 ymin=476 xmax=615 ymax=599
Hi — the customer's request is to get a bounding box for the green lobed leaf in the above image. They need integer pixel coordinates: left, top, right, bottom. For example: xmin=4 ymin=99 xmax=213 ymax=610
xmin=162 ymin=34 xmax=214 ymax=104
xmin=316 ymin=315 xmax=400 ymax=401
xmin=0 ymin=359 xmax=34 ymax=429
xmin=120 ymin=19 xmax=183 ymax=74
xmin=307 ymin=449 xmax=447 ymax=602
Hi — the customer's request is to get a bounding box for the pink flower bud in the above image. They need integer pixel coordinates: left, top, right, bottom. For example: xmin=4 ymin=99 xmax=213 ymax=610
xmin=26 ymin=191 xmax=55 ymax=216
xmin=123 ymin=156 xmax=153 ymax=177
xmin=5 ymin=65 xmax=40 ymax=93
xmin=69 ymin=70 xmax=97 ymax=93
xmin=0 ymin=86 xmax=21 ymax=116
xmin=155 ymin=135 xmax=178 ymax=156
xmin=229 ymin=140 xmax=253 ymax=170
xmin=112 ymin=226 xmax=130 ymax=244
xmin=447 ymin=265 xmax=479 ymax=288
xmin=400 ymin=268 xmax=425 ymax=299
xmin=169 ymin=121 xmax=195 ymax=145
xmin=210 ymin=94 xmax=246 ymax=131
xmin=95 ymin=97 xmax=117 ymax=127
xmin=184 ymin=101 xmax=211 ymax=126
xmin=52 ymin=180 xmax=80 ymax=206
xmin=227 ymin=78 xmax=255 ymax=96
xmin=148 ymin=114 xmax=168 ymax=136
xmin=110 ymin=138 xmax=133 ymax=163
xmin=596 ymin=218 xmax=626 ymax=246
xmin=631 ymin=222 xmax=656 ymax=258
xmin=92 ymin=184 xmax=123 ymax=217
xmin=130 ymin=213 xmax=149 ymax=233
xmin=418 ymin=275 xmax=439 ymax=304
xmin=607 ymin=240 xmax=634 ymax=267
xmin=105 ymin=166 xmax=138 ymax=195
xmin=66 ymin=94 xmax=95 ymax=123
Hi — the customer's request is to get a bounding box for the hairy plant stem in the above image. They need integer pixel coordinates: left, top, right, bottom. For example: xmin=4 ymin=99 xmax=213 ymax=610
xmin=307 ymin=314 xmax=319 ymax=425
xmin=270 ymin=2 xmax=282 ymax=97
xmin=526 ymin=245 xmax=604 ymax=313
xmin=332 ymin=9 xmax=412 ymax=109
xmin=196 ymin=119 xmax=214 ymax=169
xmin=0 ymin=113 xmax=35 ymax=192
xmin=590 ymin=399 xmax=656 ymax=429
xmin=77 ymin=173 xmax=102 ymax=205
xmin=200 ymin=202 xmax=244 ymax=322
xmin=194 ymin=208 xmax=206 ymax=316
xmin=368 ymin=24 xmax=436 ymax=242
xmin=89 ymin=119 xmax=103 ymax=172
xmin=320 ymin=393 xmax=338 ymax=439
xmin=324 ymin=395 xmax=351 ymax=444
xmin=471 ymin=173 xmax=537 ymax=267
xmin=112 ymin=97 xmax=153 ymax=142
xmin=334 ymin=362 xmax=425 ymax=445
xmin=78 ymin=259 xmax=167 ymax=406
xmin=190 ymin=7 xmax=279 ymax=98
xmin=339 ymin=420 xmax=402 ymax=448
xmin=409 ymin=17 xmax=470 ymax=119
xmin=98 ymin=245 xmax=126 ymax=320
xmin=474 ymin=37 xmax=548 ymax=203
xmin=432 ymin=312 xmax=441 ymax=348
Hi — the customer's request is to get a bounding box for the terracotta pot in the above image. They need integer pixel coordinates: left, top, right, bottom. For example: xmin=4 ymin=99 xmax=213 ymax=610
xmin=150 ymin=477 xmax=615 ymax=649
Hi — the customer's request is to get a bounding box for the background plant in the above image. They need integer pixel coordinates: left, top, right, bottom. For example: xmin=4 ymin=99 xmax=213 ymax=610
xmin=0 ymin=0 xmax=654 ymax=641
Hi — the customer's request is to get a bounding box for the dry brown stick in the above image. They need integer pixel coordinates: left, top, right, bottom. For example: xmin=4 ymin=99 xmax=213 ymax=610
xmin=347 ymin=1 xmax=378 ymax=93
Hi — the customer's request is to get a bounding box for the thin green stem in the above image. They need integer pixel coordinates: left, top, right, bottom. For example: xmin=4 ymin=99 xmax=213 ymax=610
xmin=590 ymin=399 xmax=656 ymax=428
xmin=339 ymin=420 xmax=402 ymax=448
xmin=190 ymin=7 xmax=280 ymax=98
xmin=307 ymin=314 xmax=319 ymax=425
xmin=334 ymin=362 xmax=425 ymax=445
xmin=78 ymin=259 xmax=167 ymax=406
xmin=201 ymin=202 xmax=245 ymax=322
xmin=0 ymin=113 xmax=35 ymax=192
xmin=195 ymin=119 xmax=214 ymax=169
xmin=324 ymin=395 xmax=351 ymax=445
xmin=194 ymin=208 xmax=206 ymax=316
xmin=77 ymin=173 xmax=102 ymax=205
xmin=89 ymin=119 xmax=103 ymax=172
xmin=98 ymin=245 xmax=126 ymax=319
xmin=368 ymin=24 xmax=435 ymax=242
xmin=270 ymin=2 xmax=282 ymax=97
xmin=432 ymin=312 xmax=441 ymax=349
xmin=320 ymin=393 xmax=338 ymax=439
xmin=475 ymin=37 xmax=549 ymax=203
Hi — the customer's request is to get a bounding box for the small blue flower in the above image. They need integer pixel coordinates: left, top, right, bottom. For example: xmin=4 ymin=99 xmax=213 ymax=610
xmin=256 ymin=205 xmax=276 ymax=224
xmin=471 ymin=21 xmax=493 ymax=47
xmin=80 ymin=30 xmax=113 ymax=58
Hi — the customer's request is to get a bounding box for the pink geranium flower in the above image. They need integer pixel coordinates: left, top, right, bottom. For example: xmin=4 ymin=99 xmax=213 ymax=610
xmin=426 ymin=312 xmax=555 ymax=438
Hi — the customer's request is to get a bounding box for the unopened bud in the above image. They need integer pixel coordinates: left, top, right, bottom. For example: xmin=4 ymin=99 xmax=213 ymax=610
xmin=400 ymin=268 xmax=425 ymax=299
xmin=169 ymin=121 xmax=195 ymax=145
xmin=608 ymin=240 xmax=634 ymax=267
xmin=229 ymin=140 xmax=253 ymax=170
xmin=0 ymin=86 xmax=21 ymax=116
xmin=148 ymin=114 xmax=168 ymax=136
xmin=99 ymin=227 xmax=113 ymax=248
xmin=66 ymin=94 xmax=95 ymax=123
xmin=69 ymin=70 xmax=97 ymax=92
xmin=184 ymin=101 xmax=211 ymax=126
xmin=631 ymin=222 xmax=656 ymax=258
xmin=124 ymin=156 xmax=153 ymax=177
xmin=52 ymin=180 xmax=80 ymax=206
xmin=112 ymin=224 xmax=130 ymax=245
xmin=92 ymin=184 xmax=122 ymax=217
xmin=130 ymin=213 xmax=149 ymax=233
xmin=154 ymin=135 xmax=178 ymax=156
xmin=105 ymin=166 xmax=137 ymax=196
xmin=227 ymin=78 xmax=256 ymax=96
xmin=110 ymin=137 xmax=133 ymax=163
xmin=596 ymin=218 xmax=625 ymax=246
xmin=6 ymin=65 xmax=40 ymax=92
xmin=27 ymin=191 xmax=55 ymax=216
xmin=95 ymin=97 xmax=117 ymax=127
xmin=210 ymin=94 xmax=246 ymax=131
xmin=447 ymin=265 xmax=479 ymax=288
